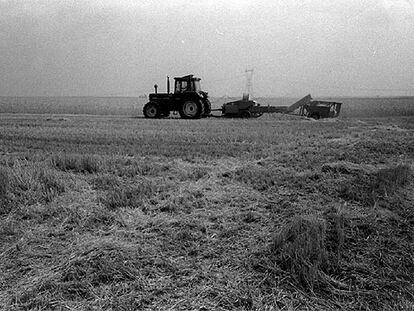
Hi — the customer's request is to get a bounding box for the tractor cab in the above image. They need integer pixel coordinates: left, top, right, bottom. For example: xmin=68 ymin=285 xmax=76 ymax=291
xmin=174 ymin=75 xmax=203 ymax=94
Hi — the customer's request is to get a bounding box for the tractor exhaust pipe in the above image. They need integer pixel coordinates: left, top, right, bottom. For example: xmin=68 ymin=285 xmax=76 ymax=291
xmin=154 ymin=84 xmax=158 ymax=94
xmin=167 ymin=76 xmax=170 ymax=94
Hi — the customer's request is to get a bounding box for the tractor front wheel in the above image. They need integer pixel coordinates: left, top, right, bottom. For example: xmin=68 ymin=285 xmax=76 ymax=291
xmin=179 ymin=101 xmax=203 ymax=119
xmin=143 ymin=102 xmax=161 ymax=118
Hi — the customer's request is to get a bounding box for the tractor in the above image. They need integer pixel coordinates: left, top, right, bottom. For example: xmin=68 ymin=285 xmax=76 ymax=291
xmin=143 ymin=74 xmax=211 ymax=119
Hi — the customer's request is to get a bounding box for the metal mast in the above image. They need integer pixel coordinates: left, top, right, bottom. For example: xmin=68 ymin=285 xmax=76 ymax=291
xmin=243 ymin=69 xmax=254 ymax=100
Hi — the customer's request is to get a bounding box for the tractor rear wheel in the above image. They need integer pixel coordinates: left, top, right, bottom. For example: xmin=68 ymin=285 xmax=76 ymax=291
xmin=179 ymin=101 xmax=203 ymax=119
xmin=143 ymin=102 xmax=161 ymax=118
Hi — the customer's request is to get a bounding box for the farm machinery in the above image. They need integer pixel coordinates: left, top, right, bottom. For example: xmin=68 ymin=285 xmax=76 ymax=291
xmin=143 ymin=74 xmax=342 ymax=120
xmin=219 ymin=94 xmax=342 ymax=119
xmin=143 ymin=75 xmax=211 ymax=119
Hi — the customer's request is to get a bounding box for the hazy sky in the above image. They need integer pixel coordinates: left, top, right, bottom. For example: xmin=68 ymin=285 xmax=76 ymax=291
xmin=1 ymin=0 xmax=413 ymax=97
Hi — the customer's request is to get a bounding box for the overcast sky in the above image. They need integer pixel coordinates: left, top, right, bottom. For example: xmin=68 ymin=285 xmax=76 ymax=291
xmin=0 ymin=0 xmax=413 ymax=97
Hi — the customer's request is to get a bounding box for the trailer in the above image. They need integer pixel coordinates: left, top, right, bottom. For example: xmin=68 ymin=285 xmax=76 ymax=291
xmin=219 ymin=94 xmax=342 ymax=119
xmin=218 ymin=95 xmax=288 ymax=118
xmin=297 ymin=99 xmax=342 ymax=119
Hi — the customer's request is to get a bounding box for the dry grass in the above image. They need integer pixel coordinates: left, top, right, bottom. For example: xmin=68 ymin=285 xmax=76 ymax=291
xmin=0 ymin=113 xmax=413 ymax=310
xmin=233 ymin=165 xmax=279 ymax=191
xmin=269 ymin=208 xmax=345 ymax=292
xmin=338 ymin=163 xmax=411 ymax=206
xmin=271 ymin=215 xmax=328 ymax=290
xmin=101 ymin=181 xmax=158 ymax=210
xmin=0 ymin=161 xmax=65 ymax=213
xmin=9 ymin=237 xmax=146 ymax=310
xmin=52 ymin=153 xmax=100 ymax=173
xmin=0 ymin=166 xmax=9 ymax=207
xmin=374 ymin=164 xmax=411 ymax=194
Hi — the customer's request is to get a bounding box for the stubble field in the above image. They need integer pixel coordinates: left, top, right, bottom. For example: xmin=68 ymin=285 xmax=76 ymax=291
xmin=1 ymin=96 xmax=414 ymax=118
xmin=0 ymin=100 xmax=413 ymax=310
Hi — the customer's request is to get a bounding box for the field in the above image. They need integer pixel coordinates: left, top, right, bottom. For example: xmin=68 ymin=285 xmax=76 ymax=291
xmin=0 ymin=98 xmax=413 ymax=310
xmin=1 ymin=96 xmax=414 ymax=118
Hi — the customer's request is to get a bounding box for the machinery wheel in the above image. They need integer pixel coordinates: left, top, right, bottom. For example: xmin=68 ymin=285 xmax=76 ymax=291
xmin=240 ymin=111 xmax=251 ymax=118
xmin=251 ymin=112 xmax=263 ymax=118
xmin=309 ymin=112 xmax=320 ymax=120
xmin=179 ymin=101 xmax=203 ymax=119
xmin=143 ymin=102 xmax=161 ymax=118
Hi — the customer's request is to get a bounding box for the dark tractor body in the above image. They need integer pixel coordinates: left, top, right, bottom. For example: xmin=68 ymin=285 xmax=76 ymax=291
xmin=143 ymin=74 xmax=211 ymax=119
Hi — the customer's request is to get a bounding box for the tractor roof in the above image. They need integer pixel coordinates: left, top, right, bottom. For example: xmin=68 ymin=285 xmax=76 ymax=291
xmin=174 ymin=74 xmax=201 ymax=81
